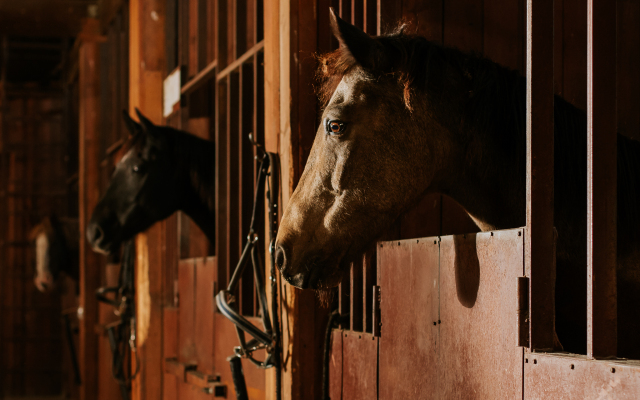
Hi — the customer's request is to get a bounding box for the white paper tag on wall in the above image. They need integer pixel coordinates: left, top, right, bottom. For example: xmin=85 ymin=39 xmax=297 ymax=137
xmin=163 ymin=67 xmax=182 ymax=118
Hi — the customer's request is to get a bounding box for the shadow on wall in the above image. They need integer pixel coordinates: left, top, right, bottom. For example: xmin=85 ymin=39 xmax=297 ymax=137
xmin=453 ymin=234 xmax=480 ymax=308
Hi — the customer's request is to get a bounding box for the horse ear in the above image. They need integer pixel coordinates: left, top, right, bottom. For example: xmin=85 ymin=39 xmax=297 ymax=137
xmin=329 ymin=7 xmax=385 ymax=70
xmin=135 ymin=108 xmax=156 ymax=132
xmin=122 ymin=110 xmax=142 ymax=138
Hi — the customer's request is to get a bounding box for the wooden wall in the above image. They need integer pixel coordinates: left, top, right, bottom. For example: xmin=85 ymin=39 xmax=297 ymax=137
xmin=0 ymin=38 xmax=76 ymax=397
xmin=266 ymin=0 xmax=640 ymax=399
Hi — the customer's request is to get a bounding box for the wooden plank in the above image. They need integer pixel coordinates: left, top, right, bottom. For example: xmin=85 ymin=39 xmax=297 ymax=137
xmin=401 ymin=0 xmax=442 ymax=42
xmin=236 ymin=0 xmax=248 ymax=56
xmin=617 ymin=0 xmax=640 ymax=142
xmin=587 ymin=0 xmax=617 ymax=359
xmin=483 ymin=0 xmax=523 ymax=70
xmin=77 ymin=18 xmax=103 ymax=400
xmin=351 ymin=0 xmax=363 ymax=28
xmin=443 ymin=0 xmax=483 ymax=52
xmin=262 ymin=0 xmax=279 ymax=155
xmin=198 ymin=0 xmax=208 ymax=71
xmin=438 ymin=231 xmax=524 ymax=399
xmin=562 ymin=0 xmax=587 ymax=110
xmin=342 ymin=331 xmax=377 ymax=400
xmin=189 ymin=0 xmax=199 ymax=77
xmin=526 ymin=0 xmax=556 ymax=351
xmin=378 ymin=238 xmax=439 ymax=399
xmin=164 ymin=307 xmax=179 ymax=359
xmin=194 ymin=257 xmax=215 ymax=374
xmin=329 ymin=330 xmax=343 ymax=400
xmin=525 ymin=353 xmax=640 ymax=399
xmin=178 ymin=259 xmax=197 ymax=365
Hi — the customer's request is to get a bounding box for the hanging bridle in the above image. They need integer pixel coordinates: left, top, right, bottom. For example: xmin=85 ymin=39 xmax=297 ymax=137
xmin=96 ymin=240 xmax=139 ymax=400
xmin=215 ymin=135 xmax=282 ymax=400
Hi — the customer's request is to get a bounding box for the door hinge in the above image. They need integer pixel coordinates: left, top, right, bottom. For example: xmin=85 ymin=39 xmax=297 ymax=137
xmin=517 ymin=276 xmax=529 ymax=347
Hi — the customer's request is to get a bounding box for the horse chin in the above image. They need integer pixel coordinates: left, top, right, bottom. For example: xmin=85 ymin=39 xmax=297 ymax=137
xmin=309 ymin=258 xmax=351 ymax=290
xmin=91 ymin=240 xmax=116 ymax=255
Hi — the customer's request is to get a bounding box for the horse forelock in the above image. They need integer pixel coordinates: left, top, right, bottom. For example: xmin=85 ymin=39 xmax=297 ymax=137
xmin=316 ymin=25 xmax=449 ymax=111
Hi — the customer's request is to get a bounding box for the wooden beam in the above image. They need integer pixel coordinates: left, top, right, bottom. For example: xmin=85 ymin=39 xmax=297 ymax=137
xmin=525 ymin=0 xmax=556 ymax=351
xmin=129 ymin=1 xmax=167 ymax=399
xmin=587 ymin=0 xmax=617 ymax=359
xmin=77 ymin=17 xmax=103 ymax=400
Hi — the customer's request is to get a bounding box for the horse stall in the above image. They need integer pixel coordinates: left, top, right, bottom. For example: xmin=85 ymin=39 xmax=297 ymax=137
xmin=2 ymin=0 xmax=640 ymax=399
xmin=272 ymin=0 xmax=640 ymax=399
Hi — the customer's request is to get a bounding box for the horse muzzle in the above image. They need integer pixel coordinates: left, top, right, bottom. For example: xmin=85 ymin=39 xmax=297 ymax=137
xmin=275 ymin=242 xmax=343 ymax=289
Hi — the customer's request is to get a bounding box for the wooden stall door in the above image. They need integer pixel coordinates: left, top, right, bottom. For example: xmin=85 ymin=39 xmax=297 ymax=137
xmin=331 ymin=229 xmax=525 ymax=399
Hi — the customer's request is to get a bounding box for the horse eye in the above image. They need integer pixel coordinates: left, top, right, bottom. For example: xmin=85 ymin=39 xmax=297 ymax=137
xmin=326 ymin=119 xmax=347 ymax=136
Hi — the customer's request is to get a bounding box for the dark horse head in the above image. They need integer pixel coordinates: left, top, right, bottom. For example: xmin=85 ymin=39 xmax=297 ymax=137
xmin=30 ymin=216 xmax=79 ymax=292
xmin=87 ymin=109 xmax=215 ymax=254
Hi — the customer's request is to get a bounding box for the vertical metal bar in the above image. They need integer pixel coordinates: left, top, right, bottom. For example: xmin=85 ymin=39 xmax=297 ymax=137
xmin=215 ymin=78 xmax=228 ymax=286
xmin=526 ymin=0 xmax=555 ymax=351
xmin=587 ymin=0 xmax=617 ymax=359
xmin=228 ymin=73 xmax=240 ymax=300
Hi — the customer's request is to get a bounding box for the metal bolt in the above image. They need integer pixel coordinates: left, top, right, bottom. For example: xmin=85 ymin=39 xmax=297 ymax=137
xmin=525 ymin=358 xmax=529 ymax=363
xmin=611 ymin=367 xmax=616 ymax=373
xmin=433 ymin=322 xmax=436 ymax=326
xmin=570 ymin=364 xmax=574 ymax=370
xmin=518 ymin=231 xmax=522 ymax=236
xmin=533 ymin=359 xmax=537 ymax=364
xmin=398 ymin=242 xmax=401 ymax=246
xmin=434 ymin=240 xmax=437 ymax=244
xmin=358 ymin=335 xmax=361 ymax=339
xmin=438 ymin=320 xmax=441 ymax=324
xmin=490 ymin=232 xmax=494 ymax=236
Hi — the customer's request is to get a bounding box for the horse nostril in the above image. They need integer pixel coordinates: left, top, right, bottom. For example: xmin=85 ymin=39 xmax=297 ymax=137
xmin=275 ymin=245 xmax=286 ymax=270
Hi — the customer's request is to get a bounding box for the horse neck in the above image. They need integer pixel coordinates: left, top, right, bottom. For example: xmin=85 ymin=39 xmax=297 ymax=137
xmin=174 ymin=133 xmax=217 ymax=241
xmin=417 ymin=53 xmax=528 ymax=231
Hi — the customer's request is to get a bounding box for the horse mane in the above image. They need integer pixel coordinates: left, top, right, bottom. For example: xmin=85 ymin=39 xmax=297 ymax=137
xmin=317 ymin=24 xmax=640 ymax=242
xmin=124 ymin=125 xmax=216 ymax=212
xmin=169 ymin=129 xmax=216 ymax=212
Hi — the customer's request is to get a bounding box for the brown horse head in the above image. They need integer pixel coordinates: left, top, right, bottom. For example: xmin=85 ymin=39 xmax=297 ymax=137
xmin=275 ymin=10 xmax=453 ymax=289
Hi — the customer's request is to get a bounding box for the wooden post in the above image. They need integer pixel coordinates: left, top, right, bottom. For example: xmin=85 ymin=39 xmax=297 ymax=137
xmin=77 ymin=18 xmax=105 ymax=400
xmin=265 ymin=0 xmax=330 ymax=398
xmin=587 ymin=0 xmax=617 ymax=359
xmin=264 ymin=0 xmax=281 ymax=397
xmin=525 ymin=0 xmax=556 ymax=351
xmin=129 ymin=0 xmax=166 ymax=399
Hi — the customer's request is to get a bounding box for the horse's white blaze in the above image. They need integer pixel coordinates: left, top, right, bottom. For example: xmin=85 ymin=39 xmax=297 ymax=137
xmin=34 ymin=232 xmax=53 ymax=292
